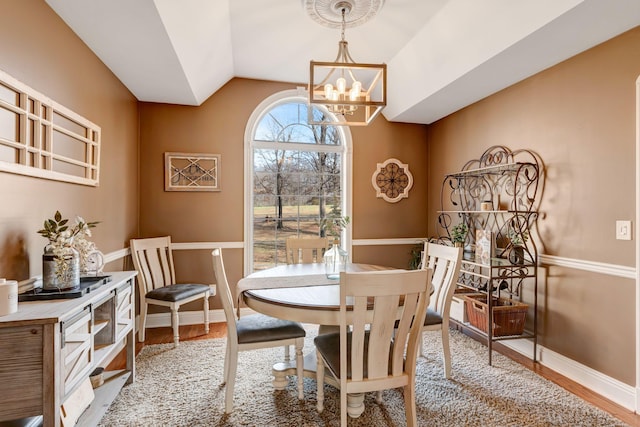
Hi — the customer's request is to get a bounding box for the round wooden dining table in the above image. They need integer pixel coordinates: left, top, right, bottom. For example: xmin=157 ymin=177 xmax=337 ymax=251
xmin=241 ymin=263 xmax=391 ymax=325
xmin=239 ymin=262 xmax=395 ymax=419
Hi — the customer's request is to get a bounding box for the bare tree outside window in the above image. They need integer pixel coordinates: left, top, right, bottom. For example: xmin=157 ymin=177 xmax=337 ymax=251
xmin=252 ymin=103 xmax=343 ymax=270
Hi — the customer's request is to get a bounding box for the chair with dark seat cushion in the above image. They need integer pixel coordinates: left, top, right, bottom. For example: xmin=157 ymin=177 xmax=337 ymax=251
xmin=212 ymin=248 xmax=305 ymax=414
xmin=130 ymin=236 xmax=212 ymax=348
xmin=315 ymin=268 xmax=431 ymax=426
xmin=420 ymin=242 xmax=463 ymax=379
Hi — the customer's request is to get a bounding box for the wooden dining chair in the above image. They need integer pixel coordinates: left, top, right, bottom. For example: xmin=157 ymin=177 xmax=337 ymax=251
xmin=130 ymin=236 xmax=212 ymax=348
xmin=315 ymin=268 xmax=431 ymax=426
xmin=420 ymin=241 xmax=463 ymax=379
xmin=211 ymin=248 xmax=306 ymax=413
xmin=285 ymin=236 xmax=329 ymax=264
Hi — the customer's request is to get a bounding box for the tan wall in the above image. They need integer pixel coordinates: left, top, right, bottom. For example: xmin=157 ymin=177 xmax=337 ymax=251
xmin=427 ymin=26 xmax=640 ymax=385
xmin=0 ymin=1 xmax=139 ymax=281
xmin=138 ymin=78 xmax=428 ymax=309
xmin=3 ymin=0 xmax=634 ymax=389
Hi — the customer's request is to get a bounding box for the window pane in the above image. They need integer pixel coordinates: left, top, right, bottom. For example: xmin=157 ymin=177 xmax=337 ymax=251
xmin=252 ymin=100 xmax=344 ymax=271
xmin=255 ymin=103 xmax=341 ymax=146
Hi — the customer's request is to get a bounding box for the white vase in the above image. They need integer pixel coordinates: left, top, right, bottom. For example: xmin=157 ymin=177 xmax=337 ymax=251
xmin=323 ymin=244 xmax=348 ymax=280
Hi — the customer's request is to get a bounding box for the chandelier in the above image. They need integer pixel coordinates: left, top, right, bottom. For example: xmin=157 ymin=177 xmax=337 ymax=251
xmin=307 ymin=0 xmax=387 ymax=126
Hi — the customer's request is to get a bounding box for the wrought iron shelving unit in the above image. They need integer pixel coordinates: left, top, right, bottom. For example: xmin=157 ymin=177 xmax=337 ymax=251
xmin=437 ymin=146 xmax=544 ymax=364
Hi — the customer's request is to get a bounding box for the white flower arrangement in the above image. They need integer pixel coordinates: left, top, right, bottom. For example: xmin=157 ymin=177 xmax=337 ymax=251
xmin=38 ymin=211 xmax=99 ymax=279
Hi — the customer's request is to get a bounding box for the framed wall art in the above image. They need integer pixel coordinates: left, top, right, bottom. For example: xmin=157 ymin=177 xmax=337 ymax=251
xmin=164 ymin=152 xmax=220 ymax=192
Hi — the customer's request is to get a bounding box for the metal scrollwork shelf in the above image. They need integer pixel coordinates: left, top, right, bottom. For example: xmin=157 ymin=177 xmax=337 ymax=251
xmin=436 ymin=145 xmax=544 ymax=365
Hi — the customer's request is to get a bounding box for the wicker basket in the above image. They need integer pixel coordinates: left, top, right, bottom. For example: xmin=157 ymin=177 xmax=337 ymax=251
xmin=463 ymin=294 xmax=528 ymax=336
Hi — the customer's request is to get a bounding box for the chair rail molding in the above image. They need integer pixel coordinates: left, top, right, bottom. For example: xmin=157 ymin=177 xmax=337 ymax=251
xmin=538 ymin=254 xmax=636 ymax=279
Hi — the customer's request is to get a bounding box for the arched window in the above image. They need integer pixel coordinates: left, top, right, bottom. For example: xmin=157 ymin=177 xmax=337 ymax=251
xmin=244 ymin=88 xmax=351 ymax=272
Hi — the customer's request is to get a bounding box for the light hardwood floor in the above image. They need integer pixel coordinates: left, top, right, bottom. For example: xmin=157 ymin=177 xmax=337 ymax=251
xmin=108 ymin=323 xmax=639 ymax=426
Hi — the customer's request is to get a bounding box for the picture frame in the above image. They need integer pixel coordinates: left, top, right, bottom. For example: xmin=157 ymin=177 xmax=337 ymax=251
xmin=475 ymin=229 xmax=494 ymax=265
xmin=164 ymin=152 xmax=221 ymax=192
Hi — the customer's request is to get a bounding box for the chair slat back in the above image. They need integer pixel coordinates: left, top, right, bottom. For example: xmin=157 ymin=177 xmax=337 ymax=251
xmin=285 ymin=237 xmax=329 ymax=264
xmin=130 ymin=236 xmax=176 ymax=294
xmin=211 ymin=249 xmax=238 ymax=343
xmin=339 ymin=269 xmax=431 ymax=384
xmin=423 ymin=242 xmax=463 ymax=316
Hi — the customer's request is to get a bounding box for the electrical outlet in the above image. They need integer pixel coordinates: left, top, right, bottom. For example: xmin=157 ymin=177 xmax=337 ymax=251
xmin=616 ymin=220 xmax=632 ymax=240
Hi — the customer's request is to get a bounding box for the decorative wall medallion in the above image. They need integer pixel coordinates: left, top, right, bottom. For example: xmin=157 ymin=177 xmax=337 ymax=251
xmin=371 ymin=158 xmax=413 ymax=203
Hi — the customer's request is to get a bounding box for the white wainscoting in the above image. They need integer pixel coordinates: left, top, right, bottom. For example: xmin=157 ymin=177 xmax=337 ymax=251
xmin=99 ymin=239 xmax=638 ymax=411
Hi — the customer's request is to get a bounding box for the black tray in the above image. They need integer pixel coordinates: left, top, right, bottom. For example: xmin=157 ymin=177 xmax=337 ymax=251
xmin=18 ymin=275 xmax=112 ymax=301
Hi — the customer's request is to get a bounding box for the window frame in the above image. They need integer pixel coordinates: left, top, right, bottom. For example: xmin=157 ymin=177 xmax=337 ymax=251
xmin=244 ymin=88 xmax=352 ymax=275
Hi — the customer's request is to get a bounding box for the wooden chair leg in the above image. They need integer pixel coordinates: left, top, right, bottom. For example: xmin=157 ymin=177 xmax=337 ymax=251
xmin=295 ymin=338 xmax=304 ymax=400
xmin=442 ymin=326 xmax=452 ymax=379
xmin=404 ymin=381 xmax=418 ymax=427
xmin=316 ymin=350 xmax=324 ymax=413
xmin=223 ymin=343 xmax=230 ymax=384
xmin=340 ymin=387 xmax=348 ymax=426
xmin=203 ymin=292 xmax=210 ymax=334
xmin=225 ymin=349 xmax=238 ymax=414
xmin=171 ymin=309 xmax=179 ymax=348
xmin=138 ymin=303 xmax=147 ymax=342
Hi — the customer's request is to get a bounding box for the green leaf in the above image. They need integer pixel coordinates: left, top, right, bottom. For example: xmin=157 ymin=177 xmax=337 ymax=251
xmin=54 ymin=211 xmax=62 ymax=222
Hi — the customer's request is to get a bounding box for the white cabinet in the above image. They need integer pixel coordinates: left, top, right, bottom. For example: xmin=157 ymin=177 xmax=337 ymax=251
xmin=0 ymin=271 xmax=137 ymax=427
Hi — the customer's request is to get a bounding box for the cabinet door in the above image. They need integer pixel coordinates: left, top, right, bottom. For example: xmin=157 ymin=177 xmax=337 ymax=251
xmin=61 ymin=307 xmax=93 ymax=397
xmin=0 ymin=325 xmax=44 ymax=421
xmin=115 ymin=280 xmax=133 ymax=340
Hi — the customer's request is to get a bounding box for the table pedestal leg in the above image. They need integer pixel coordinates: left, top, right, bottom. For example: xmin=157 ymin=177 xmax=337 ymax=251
xmin=272 ymin=362 xmax=290 ymax=389
xmin=270 ymin=347 xmax=365 ymax=418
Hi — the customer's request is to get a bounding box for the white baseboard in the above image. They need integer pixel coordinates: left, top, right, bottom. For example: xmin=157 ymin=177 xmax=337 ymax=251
xmin=501 ymin=339 xmax=636 ymax=411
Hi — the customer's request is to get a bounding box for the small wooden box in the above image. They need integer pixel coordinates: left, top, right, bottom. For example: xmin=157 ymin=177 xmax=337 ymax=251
xmin=450 ymin=288 xmax=482 ymax=323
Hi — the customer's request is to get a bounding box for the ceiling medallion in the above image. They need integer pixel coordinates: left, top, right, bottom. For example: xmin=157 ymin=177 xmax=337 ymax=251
xmin=303 ymin=0 xmax=385 ymax=29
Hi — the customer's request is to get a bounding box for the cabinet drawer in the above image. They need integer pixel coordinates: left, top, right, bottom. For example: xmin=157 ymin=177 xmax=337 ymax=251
xmin=61 ymin=307 xmax=93 ymax=397
xmin=115 ymin=281 xmax=133 ymax=339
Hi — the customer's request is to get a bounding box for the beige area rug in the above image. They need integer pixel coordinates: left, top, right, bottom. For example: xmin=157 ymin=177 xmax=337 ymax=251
xmin=99 ymin=327 xmax=628 ymax=427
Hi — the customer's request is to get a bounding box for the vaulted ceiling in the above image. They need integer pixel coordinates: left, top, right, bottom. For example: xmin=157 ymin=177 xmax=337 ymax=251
xmin=45 ymin=0 xmax=640 ymax=124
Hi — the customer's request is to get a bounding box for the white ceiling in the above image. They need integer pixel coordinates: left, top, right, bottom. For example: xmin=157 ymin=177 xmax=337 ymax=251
xmin=45 ymin=0 xmax=640 ymax=125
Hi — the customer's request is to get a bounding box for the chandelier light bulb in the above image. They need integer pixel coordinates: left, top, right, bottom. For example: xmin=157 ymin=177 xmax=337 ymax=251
xmin=324 ymin=83 xmax=334 ymax=99
xmin=336 ymin=77 xmax=346 ymax=94
xmin=350 ymin=81 xmax=362 ymax=101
